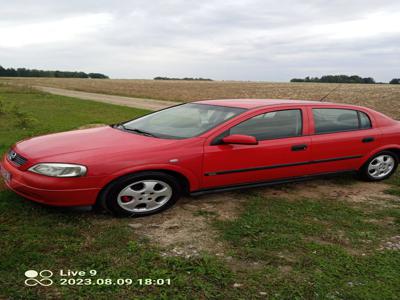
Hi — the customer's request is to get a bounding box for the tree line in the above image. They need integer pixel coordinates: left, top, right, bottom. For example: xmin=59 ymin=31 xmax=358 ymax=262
xmin=0 ymin=66 xmax=109 ymax=79
xmin=154 ymin=76 xmax=213 ymax=81
xmin=291 ymin=75 xmax=399 ymax=84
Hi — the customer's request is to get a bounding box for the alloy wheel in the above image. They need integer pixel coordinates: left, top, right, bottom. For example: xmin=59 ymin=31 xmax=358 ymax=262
xmin=367 ymin=154 xmax=395 ymax=179
xmin=117 ymin=180 xmax=173 ymax=213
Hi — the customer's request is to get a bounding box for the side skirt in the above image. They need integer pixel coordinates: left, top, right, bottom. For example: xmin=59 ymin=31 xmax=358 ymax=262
xmin=190 ymin=170 xmax=356 ymax=196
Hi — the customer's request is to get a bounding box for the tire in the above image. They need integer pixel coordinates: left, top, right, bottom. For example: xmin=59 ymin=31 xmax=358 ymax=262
xmin=358 ymin=151 xmax=398 ymax=181
xmin=97 ymin=171 xmax=182 ymax=217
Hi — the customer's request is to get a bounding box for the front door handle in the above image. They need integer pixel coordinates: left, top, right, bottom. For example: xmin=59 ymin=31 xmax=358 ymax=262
xmin=362 ymin=137 xmax=375 ymax=143
xmin=291 ymin=144 xmax=308 ymax=151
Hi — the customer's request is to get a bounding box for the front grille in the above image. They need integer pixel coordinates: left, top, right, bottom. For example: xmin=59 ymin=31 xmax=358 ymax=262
xmin=7 ymin=149 xmax=28 ymax=167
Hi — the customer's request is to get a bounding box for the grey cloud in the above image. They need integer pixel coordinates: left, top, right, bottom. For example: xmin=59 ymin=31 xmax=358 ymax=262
xmin=0 ymin=0 xmax=399 ymax=81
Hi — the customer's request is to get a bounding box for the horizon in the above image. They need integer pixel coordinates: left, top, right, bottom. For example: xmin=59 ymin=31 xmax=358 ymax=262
xmin=0 ymin=65 xmax=397 ymax=83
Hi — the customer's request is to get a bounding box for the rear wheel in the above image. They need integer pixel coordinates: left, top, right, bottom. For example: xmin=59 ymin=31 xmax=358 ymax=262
xmin=358 ymin=151 xmax=398 ymax=181
xmin=98 ymin=171 xmax=182 ymax=217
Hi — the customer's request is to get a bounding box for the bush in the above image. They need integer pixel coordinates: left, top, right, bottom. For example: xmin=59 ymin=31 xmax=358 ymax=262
xmin=3 ymin=103 xmax=39 ymax=129
xmin=16 ymin=113 xmax=39 ymax=129
xmin=12 ymin=108 xmax=38 ymax=128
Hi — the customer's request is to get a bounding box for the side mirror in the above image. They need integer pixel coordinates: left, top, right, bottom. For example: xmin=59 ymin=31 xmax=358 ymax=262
xmin=222 ymin=134 xmax=258 ymax=145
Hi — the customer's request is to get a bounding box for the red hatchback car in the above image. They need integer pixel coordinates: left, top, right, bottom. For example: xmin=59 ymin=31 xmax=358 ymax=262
xmin=1 ymin=99 xmax=399 ymax=216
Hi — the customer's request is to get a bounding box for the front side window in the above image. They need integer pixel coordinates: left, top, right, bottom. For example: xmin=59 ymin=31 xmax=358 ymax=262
xmin=229 ymin=109 xmax=303 ymax=140
xmin=121 ymin=103 xmax=245 ymax=139
xmin=313 ymin=108 xmax=371 ymax=134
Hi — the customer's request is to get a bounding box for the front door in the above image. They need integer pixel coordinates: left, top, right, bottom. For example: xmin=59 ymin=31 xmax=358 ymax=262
xmin=202 ymin=108 xmax=313 ymax=189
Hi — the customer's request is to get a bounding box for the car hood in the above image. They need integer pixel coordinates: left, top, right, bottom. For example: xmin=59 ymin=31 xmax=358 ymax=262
xmin=14 ymin=126 xmax=183 ymax=161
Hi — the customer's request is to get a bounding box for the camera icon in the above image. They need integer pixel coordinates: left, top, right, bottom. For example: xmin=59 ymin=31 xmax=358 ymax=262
xmin=24 ymin=270 xmax=53 ymax=286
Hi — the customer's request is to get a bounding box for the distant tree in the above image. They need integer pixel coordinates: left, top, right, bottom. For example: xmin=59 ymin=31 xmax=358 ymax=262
xmin=389 ymin=78 xmax=400 ymax=84
xmin=88 ymin=73 xmax=109 ymax=79
xmin=6 ymin=68 xmax=18 ymax=77
xmin=362 ymin=77 xmax=375 ymax=84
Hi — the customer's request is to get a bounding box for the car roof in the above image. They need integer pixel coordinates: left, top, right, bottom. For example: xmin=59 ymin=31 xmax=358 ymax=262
xmin=195 ymin=99 xmax=336 ymax=109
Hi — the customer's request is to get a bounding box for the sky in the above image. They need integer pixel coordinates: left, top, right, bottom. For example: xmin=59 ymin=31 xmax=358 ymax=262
xmin=0 ymin=0 xmax=399 ymax=82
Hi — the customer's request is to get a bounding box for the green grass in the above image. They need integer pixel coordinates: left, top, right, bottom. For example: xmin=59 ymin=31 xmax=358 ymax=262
xmin=1 ymin=84 xmax=400 ymax=299
xmin=213 ymin=195 xmax=400 ymax=299
xmin=385 ymin=171 xmax=400 ymax=196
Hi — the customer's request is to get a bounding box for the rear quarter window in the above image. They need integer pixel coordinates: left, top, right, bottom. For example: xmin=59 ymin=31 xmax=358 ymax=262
xmin=359 ymin=111 xmax=372 ymax=129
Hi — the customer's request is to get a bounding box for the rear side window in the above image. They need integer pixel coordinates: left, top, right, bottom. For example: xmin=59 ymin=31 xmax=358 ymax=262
xmin=313 ymin=109 xmax=371 ymax=134
xmin=359 ymin=111 xmax=372 ymax=129
xmin=230 ymin=109 xmax=302 ymax=140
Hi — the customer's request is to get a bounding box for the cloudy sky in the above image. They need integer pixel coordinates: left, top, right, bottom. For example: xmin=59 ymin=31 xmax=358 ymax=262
xmin=0 ymin=0 xmax=399 ymax=81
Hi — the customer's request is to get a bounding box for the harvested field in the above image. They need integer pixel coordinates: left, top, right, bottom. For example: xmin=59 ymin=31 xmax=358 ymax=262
xmin=2 ymin=77 xmax=400 ymax=119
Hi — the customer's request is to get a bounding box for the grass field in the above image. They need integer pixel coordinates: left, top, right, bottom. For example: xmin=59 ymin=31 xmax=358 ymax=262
xmin=1 ymin=83 xmax=400 ymax=299
xmin=2 ymin=77 xmax=400 ymax=120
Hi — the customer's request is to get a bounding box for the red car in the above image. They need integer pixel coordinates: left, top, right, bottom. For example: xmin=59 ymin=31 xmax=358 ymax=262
xmin=1 ymin=99 xmax=399 ymax=216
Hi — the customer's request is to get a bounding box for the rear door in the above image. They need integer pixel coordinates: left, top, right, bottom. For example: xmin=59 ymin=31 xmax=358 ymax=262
xmin=202 ymin=107 xmax=313 ymax=189
xmin=309 ymin=107 xmax=380 ymax=174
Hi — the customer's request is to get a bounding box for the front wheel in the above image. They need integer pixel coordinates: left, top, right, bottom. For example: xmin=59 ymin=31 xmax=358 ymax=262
xmin=98 ymin=171 xmax=182 ymax=217
xmin=358 ymin=151 xmax=398 ymax=181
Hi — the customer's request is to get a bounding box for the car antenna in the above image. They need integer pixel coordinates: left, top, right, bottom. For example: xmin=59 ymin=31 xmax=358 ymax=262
xmin=319 ymin=84 xmax=341 ymax=102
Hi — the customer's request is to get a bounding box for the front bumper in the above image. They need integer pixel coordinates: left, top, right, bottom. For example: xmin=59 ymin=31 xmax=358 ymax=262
xmin=1 ymin=155 xmax=101 ymax=206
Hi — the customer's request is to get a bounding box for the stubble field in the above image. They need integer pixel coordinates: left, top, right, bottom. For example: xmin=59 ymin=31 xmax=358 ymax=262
xmin=2 ymin=77 xmax=400 ymax=119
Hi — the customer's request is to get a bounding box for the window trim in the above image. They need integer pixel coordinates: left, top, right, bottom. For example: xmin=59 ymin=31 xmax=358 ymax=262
xmin=212 ymin=109 xmax=304 ymax=144
xmin=312 ymin=108 xmax=372 ymax=135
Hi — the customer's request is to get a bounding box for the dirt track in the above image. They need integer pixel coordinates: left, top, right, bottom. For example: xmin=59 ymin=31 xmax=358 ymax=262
xmin=34 ymin=86 xmax=178 ymax=111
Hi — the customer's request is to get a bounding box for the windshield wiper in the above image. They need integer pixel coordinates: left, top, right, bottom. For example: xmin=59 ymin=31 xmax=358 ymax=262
xmin=119 ymin=125 xmax=157 ymax=137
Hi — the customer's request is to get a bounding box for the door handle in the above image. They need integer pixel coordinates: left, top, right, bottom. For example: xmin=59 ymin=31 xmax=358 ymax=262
xmin=291 ymin=144 xmax=308 ymax=151
xmin=362 ymin=137 xmax=375 ymax=143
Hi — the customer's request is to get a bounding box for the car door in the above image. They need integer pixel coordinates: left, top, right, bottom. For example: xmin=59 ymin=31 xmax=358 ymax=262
xmin=202 ymin=107 xmax=313 ymax=189
xmin=309 ymin=107 xmax=381 ymax=174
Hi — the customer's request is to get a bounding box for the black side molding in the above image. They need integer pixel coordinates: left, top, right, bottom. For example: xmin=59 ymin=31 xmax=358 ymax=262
xmin=204 ymin=155 xmax=362 ymax=176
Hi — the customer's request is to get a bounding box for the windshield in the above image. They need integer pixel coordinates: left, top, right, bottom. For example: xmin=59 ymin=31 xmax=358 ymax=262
xmin=120 ymin=103 xmax=246 ymax=139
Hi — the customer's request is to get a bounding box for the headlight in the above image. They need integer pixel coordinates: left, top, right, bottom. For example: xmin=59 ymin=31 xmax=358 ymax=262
xmin=28 ymin=163 xmax=87 ymax=177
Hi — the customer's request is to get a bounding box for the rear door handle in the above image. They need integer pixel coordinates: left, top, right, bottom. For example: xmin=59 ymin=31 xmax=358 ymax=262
xmin=291 ymin=144 xmax=308 ymax=151
xmin=362 ymin=137 xmax=375 ymax=143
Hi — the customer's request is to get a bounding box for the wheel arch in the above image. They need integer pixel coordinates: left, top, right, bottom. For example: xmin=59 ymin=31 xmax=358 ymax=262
xmin=361 ymin=145 xmax=400 ymax=168
xmin=149 ymin=169 xmax=191 ymax=195
xmin=384 ymin=148 xmax=400 ymax=161
xmin=96 ymin=165 xmax=197 ymax=203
